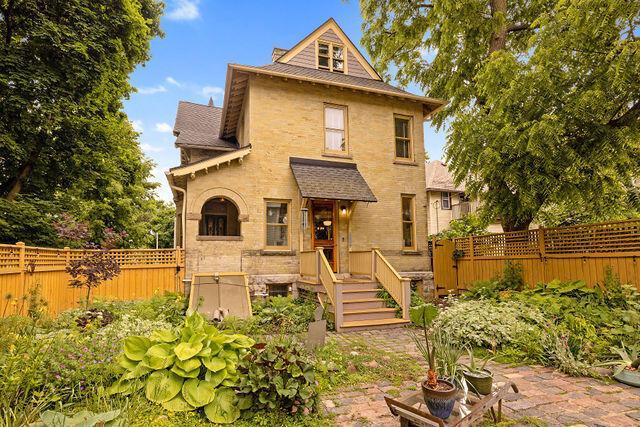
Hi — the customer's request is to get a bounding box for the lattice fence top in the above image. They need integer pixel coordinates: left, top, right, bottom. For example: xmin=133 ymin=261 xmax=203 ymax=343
xmin=452 ymin=218 xmax=640 ymax=258
xmin=0 ymin=244 xmax=184 ymax=272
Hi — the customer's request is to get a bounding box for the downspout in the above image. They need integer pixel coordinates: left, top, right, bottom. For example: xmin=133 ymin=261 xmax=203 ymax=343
xmin=166 ymin=172 xmax=187 ymax=252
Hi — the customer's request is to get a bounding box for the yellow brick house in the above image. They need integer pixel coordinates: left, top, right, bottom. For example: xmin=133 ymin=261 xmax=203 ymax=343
xmin=165 ymin=19 xmax=445 ymax=331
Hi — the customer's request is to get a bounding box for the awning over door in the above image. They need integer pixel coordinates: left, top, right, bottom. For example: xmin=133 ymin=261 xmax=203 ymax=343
xmin=289 ymin=157 xmax=377 ymax=202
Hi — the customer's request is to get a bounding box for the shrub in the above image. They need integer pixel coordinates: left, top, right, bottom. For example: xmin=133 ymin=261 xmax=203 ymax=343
xmin=464 ymin=261 xmax=524 ymax=300
xmin=237 ymin=337 xmax=318 ymax=414
xmin=109 ymin=312 xmax=254 ymax=424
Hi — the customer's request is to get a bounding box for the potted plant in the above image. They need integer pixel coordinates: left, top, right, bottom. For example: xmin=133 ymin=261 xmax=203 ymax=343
xmin=462 ymin=348 xmax=494 ymax=395
xmin=410 ymin=304 xmax=458 ymax=419
xmin=603 ymin=344 xmax=640 ymax=388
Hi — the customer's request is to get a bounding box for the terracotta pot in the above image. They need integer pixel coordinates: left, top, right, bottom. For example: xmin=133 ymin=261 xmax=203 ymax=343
xmin=463 ymin=369 xmax=493 ymax=395
xmin=421 ymin=379 xmax=457 ymax=419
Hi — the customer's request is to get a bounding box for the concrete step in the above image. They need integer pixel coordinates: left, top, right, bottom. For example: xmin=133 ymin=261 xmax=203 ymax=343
xmin=342 ymin=288 xmax=380 ymax=300
xmin=341 ymin=298 xmax=386 ymax=310
xmin=342 ymin=307 xmax=398 ymax=322
xmin=340 ymin=318 xmax=410 ymax=332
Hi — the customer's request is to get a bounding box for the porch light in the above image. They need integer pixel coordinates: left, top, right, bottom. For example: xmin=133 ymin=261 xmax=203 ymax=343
xmin=340 ymin=205 xmax=347 ymax=215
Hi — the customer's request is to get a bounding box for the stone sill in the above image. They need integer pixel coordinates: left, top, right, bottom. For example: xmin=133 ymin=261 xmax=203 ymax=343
xmin=401 ymin=250 xmax=423 ymax=256
xmin=322 ymin=152 xmax=353 ymax=160
xmin=393 ymin=160 xmax=418 ymax=166
xmin=259 ymin=250 xmax=297 ymax=256
xmin=196 ymin=235 xmax=242 ymax=241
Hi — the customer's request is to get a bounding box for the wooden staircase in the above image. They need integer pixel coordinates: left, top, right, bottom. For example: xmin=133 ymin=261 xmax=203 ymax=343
xmin=338 ymin=278 xmax=409 ymax=331
xmin=299 ymin=249 xmax=411 ymax=332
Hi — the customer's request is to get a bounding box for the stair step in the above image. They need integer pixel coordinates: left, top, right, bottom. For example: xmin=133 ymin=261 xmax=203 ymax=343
xmin=342 ymin=289 xmax=381 ymax=301
xmin=342 ymin=307 xmax=398 ymax=321
xmin=341 ymin=281 xmax=379 ymax=291
xmin=341 ymin=318 xmax=410 ymax=331
xmin=343 ymin=307 xmax=397 ymax=314
xmin=342 ymin=288 xmax=380 ymax=293
xmin=341 ymin=298 xmax=386 ymax=310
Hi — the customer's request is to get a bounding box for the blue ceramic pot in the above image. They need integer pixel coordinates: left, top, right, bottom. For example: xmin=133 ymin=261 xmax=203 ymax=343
xmin=422 ymin=379 xmax=457 ymax=419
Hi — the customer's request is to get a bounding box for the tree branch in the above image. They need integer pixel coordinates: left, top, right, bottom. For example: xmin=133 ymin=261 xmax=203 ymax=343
xmin=609 ymin=101 xmax=640 ymax=128
xmin=507 ymin=22 xmax=533 ymax=33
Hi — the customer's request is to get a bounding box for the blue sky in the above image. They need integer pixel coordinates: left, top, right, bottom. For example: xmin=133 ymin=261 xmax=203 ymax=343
xmin=124 ymin=0 xmax=448 ymax=201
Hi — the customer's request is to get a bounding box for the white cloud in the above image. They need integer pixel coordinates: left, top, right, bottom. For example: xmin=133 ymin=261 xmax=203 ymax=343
xmin=201 ymin=85 xmax=224 ymax=98
xmin=155 ymin=122 xmax=173 ymax=133
xmin=165 ymin=76 xmax=182 ymax=87
xmin=167 ymin=0 xmax=200 ymax=21
xmin=141 ymin=143 xmax=164 ymax=153
xmin=131 ymin=119 xmax=144 ymax=133
xmin=137 ymin=85 xmax=167 ymax=95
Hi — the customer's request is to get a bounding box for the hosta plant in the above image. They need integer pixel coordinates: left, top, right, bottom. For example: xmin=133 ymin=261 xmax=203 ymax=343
xmin=108 ymin=312 xmax=254 ymax=424
xmin=237 ymin=337 xmax=318 ymax=414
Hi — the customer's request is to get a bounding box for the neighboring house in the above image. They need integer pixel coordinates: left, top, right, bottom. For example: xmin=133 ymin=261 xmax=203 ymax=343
xmin=165 ymin=19 xmax=445 ymax=330
xmin=425 ymin=161 xmax=503 ymax=235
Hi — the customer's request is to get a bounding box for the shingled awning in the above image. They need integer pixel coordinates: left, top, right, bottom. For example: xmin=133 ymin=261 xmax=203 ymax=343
xmin=289 ymin=157 xmax=377 ymax=202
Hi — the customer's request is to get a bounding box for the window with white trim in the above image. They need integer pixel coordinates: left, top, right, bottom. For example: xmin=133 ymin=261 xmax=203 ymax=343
xmin=402 ymin=195 xmax=416 ymax=250
xmin=441 ymin=192 xmax=451 ymax=210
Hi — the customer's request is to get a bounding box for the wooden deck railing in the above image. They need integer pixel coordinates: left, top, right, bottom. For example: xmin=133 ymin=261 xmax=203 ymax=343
xmin=299 ymin=250 xmax=318 ymax=282
xmin=349 ymin=250 xmax=373 ymax=278
xmin=317 ymin=248 xmax=344 ymax=328
xmin=373 ymin=249 xmax=411 ymax=319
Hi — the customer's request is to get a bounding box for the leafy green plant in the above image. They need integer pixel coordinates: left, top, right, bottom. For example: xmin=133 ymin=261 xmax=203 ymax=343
xmin=237 ymin=337 xmax=318 ymax=414
xmin=464 ymin=261 xmax=524 ymax=300
xmin=250 ymin=296 xmax=316 ymax=334
xmin=109 ymin=312 xmax=254 ymax=424
xmin=409 ymin=303 xmax=440 ymax=388
xmin=432 ymin=329 xmax=465 ymax=389
xmin=32 ymin=409 xmax=124 ymax=427
xmin=600 ymin=344 xmax=640 ymax=376
xmin=462 ymin=348 xmax=492 ymax=374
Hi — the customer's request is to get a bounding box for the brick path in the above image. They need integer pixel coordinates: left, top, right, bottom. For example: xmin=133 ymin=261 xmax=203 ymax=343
xmin=323 ymin=329 xmax=640 ymax=427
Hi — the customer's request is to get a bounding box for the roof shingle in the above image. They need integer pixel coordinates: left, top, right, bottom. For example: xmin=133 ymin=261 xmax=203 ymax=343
xmin=173 ymin=101 xmax=237 ymax=150
xmin=290 ymin=157 xmax=377 ymax=203
xmin=425 ymin=160 xmax=465 ymax=192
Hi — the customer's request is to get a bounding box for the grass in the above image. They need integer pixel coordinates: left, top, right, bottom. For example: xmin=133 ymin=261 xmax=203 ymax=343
xmin=477 ymin=415 xmax=548 ymax=427
xmin=316 ymin=337 xmax=423 ymax=393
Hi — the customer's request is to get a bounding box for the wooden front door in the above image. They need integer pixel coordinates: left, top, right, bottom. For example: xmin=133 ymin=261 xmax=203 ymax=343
xmin=311 ymin=200 xmax=337 ymax=272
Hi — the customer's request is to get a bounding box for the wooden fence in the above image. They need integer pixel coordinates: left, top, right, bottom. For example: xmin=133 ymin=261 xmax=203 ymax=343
xmin=0 ymin=242 xmax=184 ymax=317
xmin=432 ymin=219 xmax=640 ymax=295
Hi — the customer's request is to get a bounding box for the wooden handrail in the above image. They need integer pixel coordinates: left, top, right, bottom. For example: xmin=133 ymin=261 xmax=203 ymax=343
xmin=317 ymin=249 xmax=344 ymax=329
xmin=373 ymin=249 xmax=410 ymax=319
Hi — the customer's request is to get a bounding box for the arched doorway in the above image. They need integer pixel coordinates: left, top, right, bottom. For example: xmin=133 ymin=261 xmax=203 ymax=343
xmin=199 ymin=197 xmax=241 ymax=236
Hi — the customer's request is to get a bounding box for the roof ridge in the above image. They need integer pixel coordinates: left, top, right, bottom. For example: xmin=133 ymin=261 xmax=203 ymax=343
xmin=178 ymin=100 xmax=223 ymax=110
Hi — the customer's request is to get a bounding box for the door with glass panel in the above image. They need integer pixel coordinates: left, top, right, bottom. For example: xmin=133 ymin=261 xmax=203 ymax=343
xmin=311 ymin=200 xmax=337 ymax=272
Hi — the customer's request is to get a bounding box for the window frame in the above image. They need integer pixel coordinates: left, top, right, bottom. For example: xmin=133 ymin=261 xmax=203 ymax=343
xmin=441 ymin=192 xmax=452 ymax=210
xmin=401 ymin=194 xmax=417 ymax=251
xmin=264 ymin=199 xmax=291 ymax=250
xmin=323 ymin=103 xmax=349 ymax=156
xmin=316 ymin=40 xmax=347 ymax=74
xmin=393 ymin=114 xmax=414 ymax=161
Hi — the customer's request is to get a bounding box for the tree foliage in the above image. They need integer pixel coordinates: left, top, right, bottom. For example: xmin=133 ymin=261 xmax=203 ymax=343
xmin=0 ymin=0 xmax=171 ymax=246
xmin=361 ymin=0 xmax=640 ymax=230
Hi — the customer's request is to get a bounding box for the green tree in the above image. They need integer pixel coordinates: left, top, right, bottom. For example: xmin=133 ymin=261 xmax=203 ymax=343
xmin=0 ymin=0 xmax=166 ymax=245
xmin=361 ymin=0 xmax=640 ymax=230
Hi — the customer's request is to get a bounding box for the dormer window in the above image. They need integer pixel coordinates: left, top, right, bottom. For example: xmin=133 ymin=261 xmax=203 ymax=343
xmin=318 ymin=41 xmax=344 ymax=73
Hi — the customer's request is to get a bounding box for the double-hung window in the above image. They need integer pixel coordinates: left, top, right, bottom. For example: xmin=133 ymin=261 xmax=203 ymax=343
xmin=394 ymin=116 xmax=413 ymax=160
xmin=318 ymin=42 xmax=344 ymax=73
xmin=265 ymin=201 xmax=289 ymax=249
xmin=441 ymin=192 xmax=451 ymax=210
xmin=324 ymin=105 xmax=347 ymax=153
xmin=402 ymin=195 xmax=416 ymax=250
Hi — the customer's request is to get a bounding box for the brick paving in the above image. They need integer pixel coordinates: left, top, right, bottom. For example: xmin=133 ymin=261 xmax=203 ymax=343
xmin=323 ymin=329 xmax=640 ymax=427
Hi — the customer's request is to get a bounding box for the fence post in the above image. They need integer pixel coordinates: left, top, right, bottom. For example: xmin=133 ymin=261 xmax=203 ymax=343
xmin=371 ymin=247 xmax=379 ymax=281
xmin=16 ymin=242 xmax=25 ymax=315
xmin=538 ymin=228 xmax=546 ymax=284
xmin=468 ymin=236 xmax=475 ymax=282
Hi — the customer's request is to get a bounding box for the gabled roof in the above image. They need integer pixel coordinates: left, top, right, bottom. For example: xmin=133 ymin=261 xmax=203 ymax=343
xmin=173 ymin=101 xmax=237 ymax=151
xmin=277 ymin=18 xmax=382 ymax=81
xmin=290 ymin=157 xmax=377 ymax=203
xmin=425 ymin=161 xmax=465 ymax=193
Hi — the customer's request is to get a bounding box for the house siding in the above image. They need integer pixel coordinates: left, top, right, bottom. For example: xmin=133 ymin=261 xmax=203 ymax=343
xmin=182 ymin=75 xmax=430 ymax=281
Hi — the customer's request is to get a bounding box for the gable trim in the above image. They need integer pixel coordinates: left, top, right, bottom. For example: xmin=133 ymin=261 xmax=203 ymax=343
xmin=278 ymin=18 xmax=381 ymax=81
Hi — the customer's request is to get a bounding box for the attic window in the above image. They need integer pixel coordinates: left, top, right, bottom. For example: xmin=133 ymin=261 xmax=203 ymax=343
xmin=318 ymin=41 xmax=344 ymax=73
